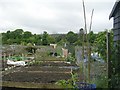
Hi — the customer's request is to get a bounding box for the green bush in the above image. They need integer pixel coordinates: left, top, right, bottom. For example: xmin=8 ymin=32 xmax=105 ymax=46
xmin=91 ymin=74 xmax=108 ymax=88
xmin=55 ymin=73 xmax=78 ymax=89
xmin=65 ymin=56 xmax=75 ymax=63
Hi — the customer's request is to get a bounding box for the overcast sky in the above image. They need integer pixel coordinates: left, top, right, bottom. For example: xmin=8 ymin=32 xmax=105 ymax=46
xmin=0 ymin=0 xmax=117 ymax=34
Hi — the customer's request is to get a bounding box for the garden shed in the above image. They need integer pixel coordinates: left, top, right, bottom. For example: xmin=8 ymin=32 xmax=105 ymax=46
xmin=109 ymin=0 xmax=120 ymax=88
xmin=109 ymin=0 xmax=120 ymax=43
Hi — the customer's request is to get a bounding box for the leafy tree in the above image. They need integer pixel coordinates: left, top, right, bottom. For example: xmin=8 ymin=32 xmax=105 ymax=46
xmin=88 ymin=31 xmax=97 ymax=44
xmin=94 ymin=30 xmax=107 ymax=61
xmin=66 ymin=31 xmax=78 ymax=44
xmin=23 ymin=31 xmax=32 ymax=39
xmin=55 ymin=35 xmax=62 ymax=43
xmin=94 ymin=30 xmax=113 ymax=61
xmin=48 ymin=35 xmax=56 ymax=44
xmin=56 ymin=34 xmax=66 ymax=45
xmin=33 ymin=34 xmax=42 ymax=45
xmin=42 ymin=31 xmax=49 ymax=45
xmin=75 ymin=28 xmax=84 ymax=46
xmin=14 ymin=29 xmax=23 ymax=36
xmin=29 ymin=36 xmax=36 ymax=44
xmin=2 ymin=33 xmax=8 ymax=44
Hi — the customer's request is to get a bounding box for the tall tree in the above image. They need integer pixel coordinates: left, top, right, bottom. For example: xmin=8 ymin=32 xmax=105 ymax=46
xmin=66 ymin=31 xmax=78 ymax=44
xmin=23 ymin=31 xmax=32 ymax=39
xmin=88 ymin=31 xmax=96 ymax=44
xmin=94 ymin=30 xmax=113 ymax=61
xmin=75 ymin=28 xmax=84 ymax=46
xmin=48 ymin=35 xmax=56 ymax=44
xmin=42 ymin=31 xmax=49 ymax=45
xmin=94 ymin=30 xmax=107 ymax=60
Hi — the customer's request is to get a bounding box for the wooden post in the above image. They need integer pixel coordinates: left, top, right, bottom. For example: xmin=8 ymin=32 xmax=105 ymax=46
xmin=22 ymin=53 xmax=24 ymax=60
xmin=3 ymin=53 xmax=6 ymax=70
xmin=107 ymin=32 xmax=111 ymax=88
xmin=88 ymin=45 xmax=91 ymax=83
xmin=9 ymin=54 xmax=11 ymax=59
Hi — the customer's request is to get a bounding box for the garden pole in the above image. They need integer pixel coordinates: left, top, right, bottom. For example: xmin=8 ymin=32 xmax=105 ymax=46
xmin=8 ymin=54 xmax=10 ymax=59
xmin=107 ymin=32 xmax=111 ymax=88
xmin=82 ymin=0 xmax=87 ymax=82
xmin=22 ymin=53 xmax=24 ymax=60
xmin=3 ymin=53 xmax=6 ymax=70
xmin=88 ymin=9 xmax=94 ymax=83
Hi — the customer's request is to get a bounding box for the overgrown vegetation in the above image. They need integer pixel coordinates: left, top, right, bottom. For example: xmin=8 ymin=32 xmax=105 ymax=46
xmin=2 ymin=28 xmax=119 ymax=88
xmin=2 ymin=29 xmax=97 ymax=47
xmin=65 ymin=56 xmax=76 ymax=63
xmin=55 ymin=72 xmax=78 ymax=89
xmin=109 ymin=41 xmax=120 ymax=88
xmin=90 ymin=73 xmax=108 ymax=88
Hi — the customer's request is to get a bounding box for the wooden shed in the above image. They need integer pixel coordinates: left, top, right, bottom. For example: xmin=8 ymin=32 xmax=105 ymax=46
xmin=109 ymin=0 xmax=120 ymax=88
xmin=109 ymin=0 xmax=120 ymax=43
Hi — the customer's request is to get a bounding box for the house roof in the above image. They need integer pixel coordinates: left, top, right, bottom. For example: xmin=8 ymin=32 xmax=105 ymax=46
xmin=109 ymin=0 xmax=120 ymax=19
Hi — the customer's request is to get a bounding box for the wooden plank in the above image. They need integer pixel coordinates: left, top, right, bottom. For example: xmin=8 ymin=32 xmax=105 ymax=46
xmin=1 ymin=81 xmax=62 ymax=89
xmin=27 ymin=71 xmax=71 ymax=74
xmin=114 ymin=22 xmax=120 ymax=29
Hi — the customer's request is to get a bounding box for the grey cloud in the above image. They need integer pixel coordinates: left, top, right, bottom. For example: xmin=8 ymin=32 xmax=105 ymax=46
xmin=0 ymin=0 xmax=116 ymax=34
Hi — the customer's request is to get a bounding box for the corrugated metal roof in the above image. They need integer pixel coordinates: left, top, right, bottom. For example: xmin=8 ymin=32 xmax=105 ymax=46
xmin=109 ymin=0 xmax=120 ymax=19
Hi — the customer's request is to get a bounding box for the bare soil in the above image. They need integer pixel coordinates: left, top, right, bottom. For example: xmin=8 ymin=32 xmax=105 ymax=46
xmin=2 ymin=61 xmax=79 ymax=84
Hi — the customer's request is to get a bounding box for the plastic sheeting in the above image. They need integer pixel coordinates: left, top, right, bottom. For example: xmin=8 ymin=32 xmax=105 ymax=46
xmin=7 ymin=59 xmax=26 ymax=66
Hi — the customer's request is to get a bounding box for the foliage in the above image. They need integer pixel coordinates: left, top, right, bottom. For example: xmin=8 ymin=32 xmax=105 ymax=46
xmin=110 ymin=41 xmax=120 ymax=88
xmin=88 ymin=31 xmax=97 ymax=44
xmin=94 ymin=31 xmax=107 ymax=60
xmin=56 ymin=80 xmax=73 ymax=88
xmin=90 ymin=61 xmax=108 ymax=88
xmin=42 ymin=31 xmax=49 ymax=45
xmin=110 ymin=74 xmax=120 ymax=88
xmin=94 ymin=30 xmax=113 ymax=61
xmin=48 ymin=35 xmax=56 ymax=44
xmin=65 ymin=56 xmax=75 ymax=63
xmin=74 ymin=39 xmax=82 ymax=46
xmin=55 ymin=35 xmax=63 ymax=43
xmin=13 ymin=45 xmax=27 ymax=55
xmin=35 ymin=47 xmax=49 ymax=61
xmin=25 ymin=46 xmax=37 ymax=54
xmin=0 ymin=33 xmax=2 ymax=45
xmin=90 ymin=73 xmax=108 ymax=88
xmin=23 ymin=31 xmax=32 ymax=39
xmin=2 ymin=29 xmax=42 ymax=45
xmin=55 ymin=46 xmax=63 ymax=56
xmin=66 ymin=31 xmax=78 ymax=44
xmin=8 ymin=56 xmax=27 ymax=61
xmin=40 ymin=31 xmax=57 ymax=45
xmin=29 ymin=60 xmax=42 ymax=66
xmin=2 ymin=29 xmax=97 ymax=47
xmin=76 ymin=28 xmax=84 ymax=46
xmin=55 ymin=73 xmax=78 ymax=89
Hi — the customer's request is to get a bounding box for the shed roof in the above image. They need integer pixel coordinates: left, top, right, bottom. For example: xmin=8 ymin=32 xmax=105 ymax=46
xmin=109 ymin=0 xmax=120 ymax=19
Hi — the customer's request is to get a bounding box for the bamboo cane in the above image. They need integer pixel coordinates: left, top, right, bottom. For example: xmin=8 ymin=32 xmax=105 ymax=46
xmin=82 ymin=0 xmax=94 ymax=83
xmin=82 ymin=0 xmax=87 ymax=82
xmin=88 ymin=9 xmax=94 ymax=83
